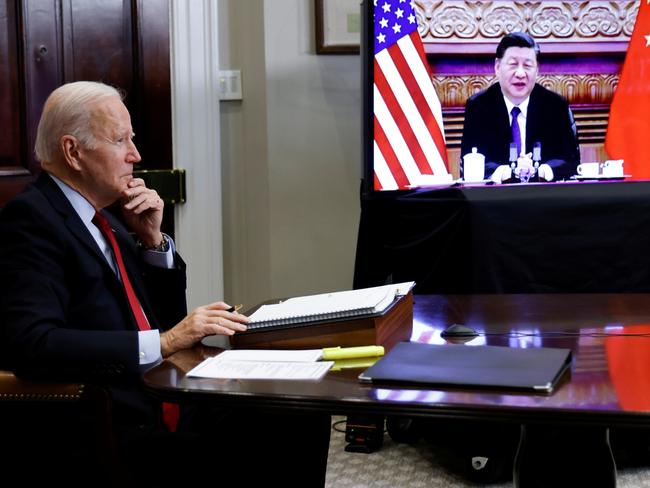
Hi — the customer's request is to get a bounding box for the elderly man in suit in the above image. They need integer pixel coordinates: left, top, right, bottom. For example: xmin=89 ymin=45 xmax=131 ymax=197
xmin=0 ymin=81 xmax=330 ymax=487
xmin=460 ymin=32 xmax=580 ymax=183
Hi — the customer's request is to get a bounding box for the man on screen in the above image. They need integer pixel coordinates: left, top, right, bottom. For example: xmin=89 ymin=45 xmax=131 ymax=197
xmin=460 ymin=32 xmax=580 ymax=183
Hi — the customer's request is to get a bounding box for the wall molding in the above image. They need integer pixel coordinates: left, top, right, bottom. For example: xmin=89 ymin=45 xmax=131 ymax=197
xmin=170 ymin=0 xmax=224 ymax=309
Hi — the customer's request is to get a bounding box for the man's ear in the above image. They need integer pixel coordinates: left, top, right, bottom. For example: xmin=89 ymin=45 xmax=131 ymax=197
xmin=494 ymin=58 xmax=500 ymax=75
xmin=60 ymin=135 xmax=83 ymax=171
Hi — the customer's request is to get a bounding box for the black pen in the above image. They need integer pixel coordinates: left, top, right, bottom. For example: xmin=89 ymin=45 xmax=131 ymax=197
xmin=227 ymin=304 xmax=243 ymax=313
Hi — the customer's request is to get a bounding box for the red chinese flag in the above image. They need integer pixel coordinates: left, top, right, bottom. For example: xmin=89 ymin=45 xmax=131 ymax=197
xmin=605 ymin=324 xmax=650 ymax=411
xmin=605 ymin=1 xmax=650 ymax=180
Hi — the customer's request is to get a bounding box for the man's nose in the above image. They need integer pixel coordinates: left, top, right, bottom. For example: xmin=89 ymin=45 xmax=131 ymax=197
xmin=514 ymin=65 xmax=526 ymax=77
xmin=127 ymin=139 xmax=142 ymax=164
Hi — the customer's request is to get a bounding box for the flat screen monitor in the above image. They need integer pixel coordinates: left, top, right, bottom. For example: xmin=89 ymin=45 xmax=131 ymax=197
xmin=361 ymin=0 xmax=630 ymax=196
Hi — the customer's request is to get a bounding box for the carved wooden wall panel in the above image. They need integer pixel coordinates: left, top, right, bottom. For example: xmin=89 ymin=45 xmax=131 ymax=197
xmin=437 ymin=73 xmax=616 ymax=149
xmin=433 ymin=73 xmax=620 ymax=108
xmin=413 ymin=0 xmax=633 ymax=159
xmin=416 ymin=0 xmax=637 ymax=51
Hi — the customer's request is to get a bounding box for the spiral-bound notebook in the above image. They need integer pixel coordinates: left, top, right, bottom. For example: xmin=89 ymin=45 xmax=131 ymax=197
xmin=245 ymin=282 xmax=415 ymax=331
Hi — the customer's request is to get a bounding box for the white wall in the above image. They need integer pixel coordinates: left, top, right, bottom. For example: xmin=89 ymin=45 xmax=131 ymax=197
xmin=219 ymin=0 xmax=361 ymax=307
xmin=218 ymin=1 xmax=272 ymax=308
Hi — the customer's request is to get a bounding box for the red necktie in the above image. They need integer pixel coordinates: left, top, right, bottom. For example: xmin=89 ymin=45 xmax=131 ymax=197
xmin=93 ymin=212 xmax=151 ymax=331
xmin=93 ymin=211 xmax=179 ymax=432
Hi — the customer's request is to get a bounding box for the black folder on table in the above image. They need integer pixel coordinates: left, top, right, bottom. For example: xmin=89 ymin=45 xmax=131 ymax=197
xmin=358 ymin=342 xmax=572 ymax=393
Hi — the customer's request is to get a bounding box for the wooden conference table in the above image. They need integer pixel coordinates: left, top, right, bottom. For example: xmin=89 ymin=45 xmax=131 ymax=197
xmin=143 ymin=294 xmax=650 ymax=487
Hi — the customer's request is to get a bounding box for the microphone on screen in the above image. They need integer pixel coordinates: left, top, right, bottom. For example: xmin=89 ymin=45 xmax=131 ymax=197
xmin=509 ymin=143 xmax=518 ymax=181
xmin=533 ymin=142 xmax=542 ymax=168
xmin=509 ymin=143 xmax=518 ymax=170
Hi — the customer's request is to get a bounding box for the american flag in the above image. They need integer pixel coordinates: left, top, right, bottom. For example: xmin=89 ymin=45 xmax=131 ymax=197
xmin=373 ymin=0 xmax=449 ymax=190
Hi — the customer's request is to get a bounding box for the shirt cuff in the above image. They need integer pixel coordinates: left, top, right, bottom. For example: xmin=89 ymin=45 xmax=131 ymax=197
xmin=141 ymin=233 xmax=175 ymax=269
xmin=491 ymin=165 xmax=512 ymax=184
xmin=138 ymin=329 xmax=162 ymax=365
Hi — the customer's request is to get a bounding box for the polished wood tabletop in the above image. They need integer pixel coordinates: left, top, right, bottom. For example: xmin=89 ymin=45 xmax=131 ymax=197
xmin=143 ymin=294 xmax=650 ymax=427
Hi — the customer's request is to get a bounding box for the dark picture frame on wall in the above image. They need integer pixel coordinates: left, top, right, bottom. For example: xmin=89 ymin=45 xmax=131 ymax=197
xmin=315 ymin=0 xmax=361 ymax=54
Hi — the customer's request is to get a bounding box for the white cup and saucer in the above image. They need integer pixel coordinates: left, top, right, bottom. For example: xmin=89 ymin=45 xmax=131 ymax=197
xmin=576 ymin=160 xmax=626 ymax=180
xmin=601 ymin=159 xmax=624 ymax=178
xmin=576 ymin=162 xmax=600 ymax=178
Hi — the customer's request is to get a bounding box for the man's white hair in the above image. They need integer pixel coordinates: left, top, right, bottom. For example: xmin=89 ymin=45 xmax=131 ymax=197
xmin=34 ymin=81 xmax=123 ymax=163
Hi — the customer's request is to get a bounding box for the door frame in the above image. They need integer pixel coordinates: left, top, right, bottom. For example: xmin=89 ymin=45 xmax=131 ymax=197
xmin=170 ymin=0 xmax=225 ymax=311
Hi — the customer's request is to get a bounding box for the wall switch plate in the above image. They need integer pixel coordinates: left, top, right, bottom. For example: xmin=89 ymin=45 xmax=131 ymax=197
xmin=218 ymin=69 xmax=242 ymax=100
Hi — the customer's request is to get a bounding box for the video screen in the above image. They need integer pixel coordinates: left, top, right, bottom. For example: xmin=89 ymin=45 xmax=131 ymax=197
xmin=364 ymin=0 xmax=642 ymax=193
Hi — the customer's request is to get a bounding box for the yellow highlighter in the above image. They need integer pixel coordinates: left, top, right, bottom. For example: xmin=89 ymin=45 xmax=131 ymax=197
xmin=321 ymin=345 xmax=385 ymax=361
xmin=330 ymin=356 xmax=382 ymax=371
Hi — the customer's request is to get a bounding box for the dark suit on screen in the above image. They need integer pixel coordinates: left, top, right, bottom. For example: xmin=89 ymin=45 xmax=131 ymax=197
xmin=0 ymin=171 xmax=187 ymax=425
xmin=460 ymin=83 xmax=580 ymax=181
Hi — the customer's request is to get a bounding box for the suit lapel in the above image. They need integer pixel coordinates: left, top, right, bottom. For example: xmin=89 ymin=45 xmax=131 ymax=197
xmin=491 ymin=84 xmax=512 ymax=149
xmin=525 ymin=84 xmax=541 ymax=154
xmin=36 ymin=173 xmax=111 ymax=269
xmin=36 ymin=173 xmax=159 ymax=329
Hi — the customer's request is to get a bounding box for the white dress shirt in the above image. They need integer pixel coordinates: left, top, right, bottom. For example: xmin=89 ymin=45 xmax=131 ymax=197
xmin=503 ymin=95 xmax=530 ymax=157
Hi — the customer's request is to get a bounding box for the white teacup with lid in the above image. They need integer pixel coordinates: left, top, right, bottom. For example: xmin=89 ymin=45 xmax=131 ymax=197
xmin=463 ymin=147 xmax=485 ymax=182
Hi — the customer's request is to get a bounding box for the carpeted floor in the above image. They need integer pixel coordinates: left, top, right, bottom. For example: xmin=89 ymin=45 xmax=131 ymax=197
xmin=325 ymin=416 xmax=650 ymax=487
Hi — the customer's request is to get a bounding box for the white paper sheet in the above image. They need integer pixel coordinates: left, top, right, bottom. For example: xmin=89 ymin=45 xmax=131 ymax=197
xmin=187 ymin=355 xmax=333 ymax=380
xmin=212 ymin=349 xmax=324 ymax=362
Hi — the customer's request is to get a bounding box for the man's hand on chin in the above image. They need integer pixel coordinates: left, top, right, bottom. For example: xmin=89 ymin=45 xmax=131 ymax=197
xmin=120 ymin=178 xmax=164 ymax=245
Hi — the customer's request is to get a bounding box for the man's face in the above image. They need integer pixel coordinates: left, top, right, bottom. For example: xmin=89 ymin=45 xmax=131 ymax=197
xmin=495 ymin=46 xmax=538 ymax=105
xmin=77 ymin=97 xmax=141 ymax=208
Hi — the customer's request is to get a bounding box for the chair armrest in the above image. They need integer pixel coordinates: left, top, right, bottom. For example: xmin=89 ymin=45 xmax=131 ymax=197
xmin=0 ymin=370 xmax=86 ymax=401
xmin=0 ymin=369 xmax=122 ymax=481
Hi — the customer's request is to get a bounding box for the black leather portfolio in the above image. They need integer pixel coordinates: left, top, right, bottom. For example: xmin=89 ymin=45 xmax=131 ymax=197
xmin=358 ymin=342 xmax=572 ymax=393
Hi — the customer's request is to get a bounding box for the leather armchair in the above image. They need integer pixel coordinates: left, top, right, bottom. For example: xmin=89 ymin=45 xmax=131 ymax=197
xmin=0 ymin=369 xmax=122 ymax=486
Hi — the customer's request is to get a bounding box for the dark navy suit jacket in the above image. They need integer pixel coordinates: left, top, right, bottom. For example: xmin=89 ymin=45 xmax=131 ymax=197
xmin=0 ymin=172 xmax=187 ymax=424
xmin=460 ymin=83 xmax=580 ymax=181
